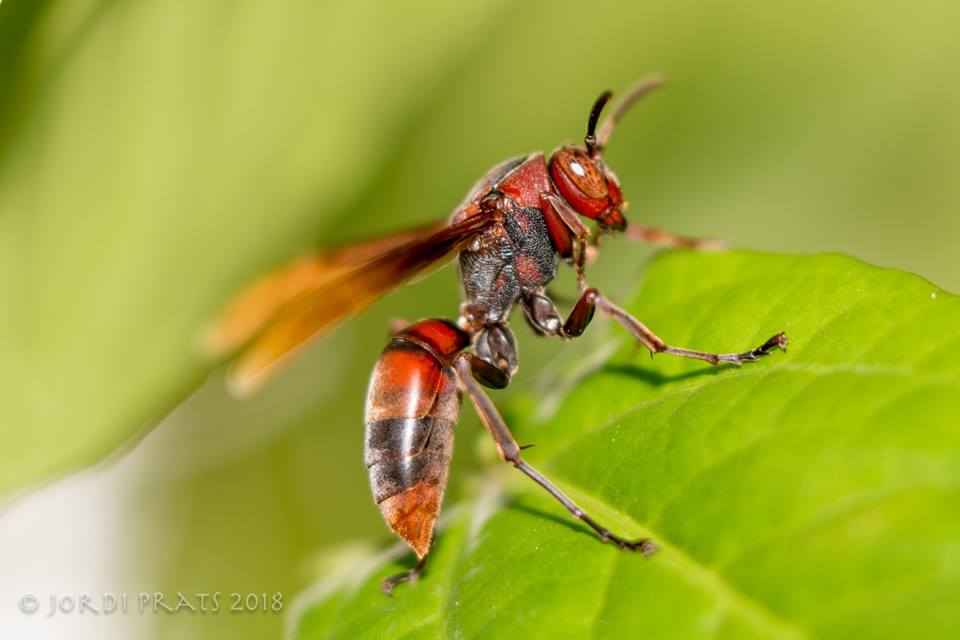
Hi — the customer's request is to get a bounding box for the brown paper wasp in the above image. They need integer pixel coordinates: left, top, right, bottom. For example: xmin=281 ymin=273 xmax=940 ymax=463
xmin=205 ymin=76 xmax=788 ymax=593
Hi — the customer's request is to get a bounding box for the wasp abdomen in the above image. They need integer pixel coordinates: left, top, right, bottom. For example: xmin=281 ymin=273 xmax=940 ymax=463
xmin=364 ymin=319 xmax=468 ymax=558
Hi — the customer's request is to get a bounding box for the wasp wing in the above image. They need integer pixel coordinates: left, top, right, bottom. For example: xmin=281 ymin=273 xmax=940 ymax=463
xmin=224 ymin=212 xmax=495 ymax=395
xmin=202 ymin=220 xmax=448 ymax=357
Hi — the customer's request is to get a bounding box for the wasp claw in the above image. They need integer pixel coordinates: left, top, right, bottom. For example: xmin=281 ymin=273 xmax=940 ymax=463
xmin=604 ymin=533 xmax=658 ymax=556
xmin=766 ymin=331 xmax=789 ymax=351
xmin=618 ymin=537 xmax=658 ymax=556
xmin=636 ymin=539 xmax=659 ymax=557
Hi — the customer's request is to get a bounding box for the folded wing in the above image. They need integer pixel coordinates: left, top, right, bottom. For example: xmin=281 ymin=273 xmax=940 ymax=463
xmin=211 ymin=213 xmax=495 ymax=395
xmin=202 ymin=220 xmax=447 ymax=357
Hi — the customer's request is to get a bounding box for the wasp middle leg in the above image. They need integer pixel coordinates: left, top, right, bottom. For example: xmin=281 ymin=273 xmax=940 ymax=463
xmin=521 ymin=288 xmax=787 ymax=366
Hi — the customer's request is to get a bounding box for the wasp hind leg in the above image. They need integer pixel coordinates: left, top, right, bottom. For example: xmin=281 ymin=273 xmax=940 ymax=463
xmin=381 ymin=552 xmax=429 ymax=595
xmin=453 ymin=353 xmax=657 ymax=555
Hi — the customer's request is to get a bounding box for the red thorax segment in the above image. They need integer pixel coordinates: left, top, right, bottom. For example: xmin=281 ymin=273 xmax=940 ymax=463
xmin=494 ymin=153 xmax=553 ymax=208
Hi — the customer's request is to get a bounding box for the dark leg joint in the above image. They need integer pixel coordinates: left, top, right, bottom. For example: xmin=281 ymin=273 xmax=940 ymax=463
xmin=473 ymin=324 xmax=518 ymax=383
xmin=521 ymin=291 xmax=563 ymax=337
xmin=561 ymin=288 xmax=599 ymax=338
xmin=470 ymin=356 xmax=510 ymax=389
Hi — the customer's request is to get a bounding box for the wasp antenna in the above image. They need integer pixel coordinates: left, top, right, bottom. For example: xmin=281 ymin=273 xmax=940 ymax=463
xmin=596 ymin=74 xmax=665 ymax=150
xmin=584 ymin=90 xmax=613 ymax=156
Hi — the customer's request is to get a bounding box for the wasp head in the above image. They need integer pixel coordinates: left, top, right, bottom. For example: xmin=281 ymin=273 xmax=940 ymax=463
xmin=548 ymin=78 xmax=664 ymax=233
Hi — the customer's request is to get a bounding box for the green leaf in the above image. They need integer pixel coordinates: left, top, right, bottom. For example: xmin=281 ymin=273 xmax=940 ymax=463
xmin=290 ymin=251 xmax=960 ymax=640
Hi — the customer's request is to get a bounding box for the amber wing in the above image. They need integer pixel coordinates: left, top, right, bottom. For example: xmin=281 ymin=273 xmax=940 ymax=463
xmin=213 ymin=213 xmax=496 ymax=395
xmin=202 ymin=220 xmax=448 ymax=357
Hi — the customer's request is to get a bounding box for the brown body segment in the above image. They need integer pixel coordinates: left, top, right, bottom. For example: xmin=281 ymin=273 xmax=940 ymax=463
xmin=364 ymin=319 xmax=469 ymax=558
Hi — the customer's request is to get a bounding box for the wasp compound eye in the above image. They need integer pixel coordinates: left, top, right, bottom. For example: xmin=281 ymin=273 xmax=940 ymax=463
xmin=548 ymin=147 xmax=616 ymax=220
xmin=557 ymin=149 xmax=608 ymax=200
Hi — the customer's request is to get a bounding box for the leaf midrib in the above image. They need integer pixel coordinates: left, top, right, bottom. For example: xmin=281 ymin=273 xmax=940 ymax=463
xmin=558 ymin=481 xmax=812 ymax=640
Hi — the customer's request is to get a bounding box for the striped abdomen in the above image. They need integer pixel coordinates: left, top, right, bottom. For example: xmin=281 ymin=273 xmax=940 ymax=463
xmin=364 ymin=319 xmax=469 ymax=558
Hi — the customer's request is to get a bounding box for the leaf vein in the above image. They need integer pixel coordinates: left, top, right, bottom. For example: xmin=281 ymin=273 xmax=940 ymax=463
xmin=557 ymin=481 xmax=812 ymax=640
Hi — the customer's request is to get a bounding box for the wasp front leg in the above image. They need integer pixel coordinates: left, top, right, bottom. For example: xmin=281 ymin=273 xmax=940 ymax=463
xmin=622 ymin=224 xmax=725 ymax=251
xmin=541 ymin=192 xmax=592 ymax=289
xmin=454 ymin=353 xmax=657 ymax=555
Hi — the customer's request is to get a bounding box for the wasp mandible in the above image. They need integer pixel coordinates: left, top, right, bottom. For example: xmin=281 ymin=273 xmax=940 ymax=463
xmin=205 ymin=76 xmax=788 ymax=593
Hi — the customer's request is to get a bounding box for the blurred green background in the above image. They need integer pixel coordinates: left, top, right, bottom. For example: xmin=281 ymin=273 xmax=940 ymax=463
xmin=1 ymin=0 xmax=958 ymax=638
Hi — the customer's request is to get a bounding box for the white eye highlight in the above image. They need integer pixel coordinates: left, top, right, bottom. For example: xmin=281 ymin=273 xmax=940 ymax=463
xmin=569 ymin=161 xmax=586 ymax=177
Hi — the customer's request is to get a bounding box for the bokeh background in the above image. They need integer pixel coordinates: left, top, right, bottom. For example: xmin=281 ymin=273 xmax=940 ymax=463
xmin=1 ymin=1 xmax=958 ymax=638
